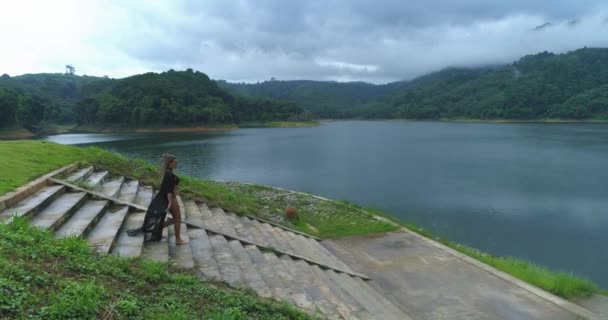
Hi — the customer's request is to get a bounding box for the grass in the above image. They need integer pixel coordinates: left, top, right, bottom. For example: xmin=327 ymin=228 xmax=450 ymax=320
xmin=0 ymin=218 xmax=314 ymax=319
xmin=216 ymin=183 xmax=399 ymax=238
xmin=366 ymin=207 xmax=604 ymax=299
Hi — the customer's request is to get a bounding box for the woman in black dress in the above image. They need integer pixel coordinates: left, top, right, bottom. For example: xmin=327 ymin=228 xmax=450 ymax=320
xmin=127 ymin=153 xmax=187 ymax=244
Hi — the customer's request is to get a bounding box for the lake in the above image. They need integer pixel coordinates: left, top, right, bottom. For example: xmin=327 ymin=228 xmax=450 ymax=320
xmin=43 ymin=121 xmax=608 ymax=287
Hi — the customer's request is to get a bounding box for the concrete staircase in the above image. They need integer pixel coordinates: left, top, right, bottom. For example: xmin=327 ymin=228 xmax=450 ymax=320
xmin=0 ymin=166 xmax=411 ymax=320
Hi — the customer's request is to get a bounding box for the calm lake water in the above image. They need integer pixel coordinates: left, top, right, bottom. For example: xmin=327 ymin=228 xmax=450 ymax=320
xmin=43 ymin=121 xmax=608 ymax=287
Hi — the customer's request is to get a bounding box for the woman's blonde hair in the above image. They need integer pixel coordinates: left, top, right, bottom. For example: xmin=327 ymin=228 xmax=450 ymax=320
xmin=159 ymin=153 xmax=176 ymax=179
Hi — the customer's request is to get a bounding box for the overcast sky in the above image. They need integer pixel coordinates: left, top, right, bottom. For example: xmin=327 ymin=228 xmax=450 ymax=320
xmin=1 ymin=0 xmax=607 ymax=84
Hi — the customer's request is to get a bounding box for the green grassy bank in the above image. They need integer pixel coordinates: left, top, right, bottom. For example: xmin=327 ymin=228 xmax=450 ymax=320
xmin=0 ymin=218 xmax=312 ymax=319
xmin=0 ymin=140 xmax=603 ymax=301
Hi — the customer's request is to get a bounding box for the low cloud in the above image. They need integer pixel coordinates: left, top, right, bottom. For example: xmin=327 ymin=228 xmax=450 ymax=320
xmin=0 ymin=0 xmax=607 ymax=83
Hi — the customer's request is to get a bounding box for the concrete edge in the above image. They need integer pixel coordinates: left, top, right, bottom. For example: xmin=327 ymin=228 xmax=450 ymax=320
xmin=0 ymin=164 xmax=77 ymax=212
xmin=397 ymin=225 xmax=599 ymax=320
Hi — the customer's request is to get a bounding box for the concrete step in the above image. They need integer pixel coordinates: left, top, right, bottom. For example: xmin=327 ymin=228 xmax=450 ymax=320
xmin=0 ymin=185 xmax=65 ymax=222
xmin=271 ymin=226 xmax=313 ymax=257
xmin=227 ymin=240 xmax=272 ymax=297
xmin=185 ymin=201 xmax=221 ymax=280
xmin=209 ymin=207 xmax=238 ymax=237
xmin=55 ymin=200 xmax=110 ymax=238
xmin=87 ymin=206 xmax=130 ymax=254
xmin=168 ymin=196 xmax=194 ymax=269
xmin=276 ymin=255 xmax=323 ymax=315
xmin=83 ymin=170 xmax=109 ymax=190
xmin=99 ymin=176 xmax=125 ymax=198
xmin=263 ymin=252 xmax=303 ymax=307
xmin=223 ymin=212 xmax=249 ymax=237
xmin=117 ymin=179 xmax=139 ymax=203
xmin=112 ymin=210 xmax=145 ymax=258
xmin=66 ymin=166 xmax=94 ymax=183
xmin=30 ymin=192 xmax=88 ymax=231
xmin=141 ymin=227 xmax=169 ymax=263
xmin=331 ymin=272 xmax=398 ymax=320
xmin=317 ymin=239 xmax=354 ymax=272
xmin=295 ymin=233 xmax=351 ymax=272
xmin=197 ymin=203 xmax=219 ymax=230
xmin=282 ymin=229 xmax=322 ymax=263
xmin=351 ymin=277 xmax=408 ymax=320
xmin=244 ymin=245 xmax=294 ymax=303
xmin=258 ymin=222 xmax=295 ymax=253
xmin=287 ymin=230 xmax=352 ymax=273
xmin=209 ymin=234 xmax=244 ymax=287
xmin=249 ymin=219 xmax=278 ymax=247
xmin=292 ymin=258 xmax=351 ymax=319
xmin=133 ymin=185 xmax=153 ymax=207
xmin=228 ymin=213 xmax=267 ymax=245
xmin=311 ymin=265 xmax=374 ymax=320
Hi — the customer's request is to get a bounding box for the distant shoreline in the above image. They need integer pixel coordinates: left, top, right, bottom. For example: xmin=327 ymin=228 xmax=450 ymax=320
xmin=3 ymin=118 xmax=608 ymax=139
xmin=0 ymin=121 xmax=320 ymax=139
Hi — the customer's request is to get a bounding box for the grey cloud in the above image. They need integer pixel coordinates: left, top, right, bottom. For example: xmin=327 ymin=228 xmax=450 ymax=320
xmin=4 ymin=0 xmax=606 ymax=83
xmin=101 ymin=0 xmax=608 ymax=83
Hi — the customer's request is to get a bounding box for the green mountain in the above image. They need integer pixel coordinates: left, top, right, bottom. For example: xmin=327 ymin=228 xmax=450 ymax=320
xmin=221 ymin=48 xmax=608 ymax=120
xmin=0 ymin=70 xmax=306 ymax=132
xmin=217 ymin=79 xmax=406 ymax=118
xmin=385 ymin=48 xmax=608 ymax=119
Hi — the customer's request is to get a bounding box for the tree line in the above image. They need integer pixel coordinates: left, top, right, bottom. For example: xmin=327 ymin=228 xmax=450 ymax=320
xmin=0 ymin=70 xmax=308 ymax=132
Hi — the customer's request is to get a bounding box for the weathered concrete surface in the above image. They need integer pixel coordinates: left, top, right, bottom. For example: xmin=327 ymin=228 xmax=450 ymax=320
xmin=574 ymin=295 xmax=608 ymax=319
xmin=113 ymin=211 xmax=145 ymax=257
xmin=323 ymin=230 xmax=591 ymax=320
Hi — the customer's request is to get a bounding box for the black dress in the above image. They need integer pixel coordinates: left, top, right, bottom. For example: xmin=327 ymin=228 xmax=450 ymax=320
xmin=127 ymin=169 xmax=180 ymax=241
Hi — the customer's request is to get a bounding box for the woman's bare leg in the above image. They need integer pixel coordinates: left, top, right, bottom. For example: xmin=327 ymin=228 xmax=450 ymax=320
xmin=170 ymin=201 xmax=187 ymax=244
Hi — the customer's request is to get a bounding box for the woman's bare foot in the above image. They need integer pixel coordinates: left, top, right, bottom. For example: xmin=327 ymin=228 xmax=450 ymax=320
xmin=176 ymin=238 xmax=188 ymax=245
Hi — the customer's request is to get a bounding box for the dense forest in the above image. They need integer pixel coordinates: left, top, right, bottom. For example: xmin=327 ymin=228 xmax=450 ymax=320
xmin=2 ymin=47 xmax=608 ymax=133
xmin=222 ymin=48 xmax=608 ymax=120
xmin=0 ymin=70 xmax=307 ymax=132
xmin=217 ymin=79 xmax=405 ymax=118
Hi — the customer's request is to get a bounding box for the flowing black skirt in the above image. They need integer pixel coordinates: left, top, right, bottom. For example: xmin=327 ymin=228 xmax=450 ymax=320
xmin=127 ymin=193 xmax=169 ymax=242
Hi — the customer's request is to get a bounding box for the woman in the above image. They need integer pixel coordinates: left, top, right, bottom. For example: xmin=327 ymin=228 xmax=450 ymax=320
xmin=127 ymin=153 xmax=187 ymax=245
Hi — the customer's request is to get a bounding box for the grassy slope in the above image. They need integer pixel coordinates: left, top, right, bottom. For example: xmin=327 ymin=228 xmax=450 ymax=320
xmin=0 ymin=140 xmax=603 ymax=301
xmin=0 ymin=219 xmax=312 ymax=319
xmin=219 ymin=183 xmax=399 ymax=238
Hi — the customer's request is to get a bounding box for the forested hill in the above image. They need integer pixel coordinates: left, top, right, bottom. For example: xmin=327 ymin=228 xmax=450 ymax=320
xmin=220 ymin=48 xmax=608 ymax=120
xmin=217 ymin=79 xmax=405 ymax=118
xmin=0 ymin=70 xmax=307 ymax=132
xmin=383 ymin=48 xmax=608 ymax=120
